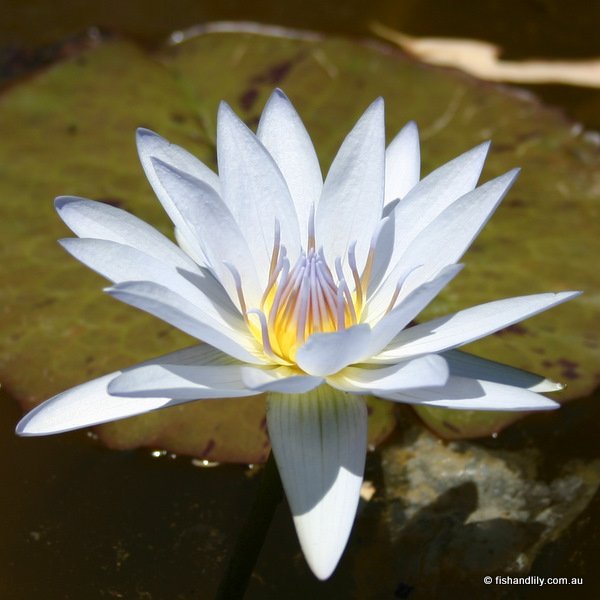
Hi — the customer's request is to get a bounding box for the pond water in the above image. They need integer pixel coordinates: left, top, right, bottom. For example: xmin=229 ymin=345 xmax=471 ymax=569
xmin=1 ymin=1 xmax=599 ymax=598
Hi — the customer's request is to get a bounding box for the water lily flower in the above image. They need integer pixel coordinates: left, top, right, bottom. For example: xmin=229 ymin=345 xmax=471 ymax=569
xmin=16 ymin=89 xmax=579 ymax=580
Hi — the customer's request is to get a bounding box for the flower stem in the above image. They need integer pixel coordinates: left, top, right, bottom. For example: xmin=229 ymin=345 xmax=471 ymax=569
xmin=215 ymin=452 xmax=283 ymax=599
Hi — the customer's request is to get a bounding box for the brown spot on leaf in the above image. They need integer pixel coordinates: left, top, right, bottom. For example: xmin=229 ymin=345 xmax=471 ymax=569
xmin=98 ymin=197 xmax=125 ymax=209
xmin=494 ymin=323 xmax=528 ymax=336
xmin=199 ymin=438 xmax=215 ymax=458
xmin=254 ymin=59 xmax=295 ymax=85
xmin=557 ymin=357 xmax=580 ymax=380
xmin=239 ymin=87 xmax=259 ymax=111
xmin=442 ymin=420 xmax=461 ymax=434
xmin=170 ymin=112 xmax=187 ymax=124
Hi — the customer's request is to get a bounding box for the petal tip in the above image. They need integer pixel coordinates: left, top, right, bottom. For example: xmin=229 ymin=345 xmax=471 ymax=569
xmin=54 ymin=195 xmax=80 ymax=212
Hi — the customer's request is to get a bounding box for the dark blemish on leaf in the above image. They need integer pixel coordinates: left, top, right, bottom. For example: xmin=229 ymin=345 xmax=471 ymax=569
xmin=239 ymin=87 xmax=259 ymax=111
xmin=506 ymin=197 xmax=526 ymax=208
xmin=561 ymin=368 xmax=580 ymax=380
xmin=157 ymin=329 xmax=170 ymax=338
xmin=98 ymin=197 xmax=124 ymax=209
xmin=366 ymin=405 xmax=373 ymax=416
xmin=542 ymin=359 xmax=554 ymax=368
xmin=259 ymin=416 xmax=267 ymax=430
xmin=261 ymin=60 xmax=294 ymax=85
xmin=170 ymin=112 xmax=187 ymax=124
xmin=248 ymin=55 xmax=302 ymax=94
xmin=66 ymin=123 xmax=78 ymax=135
xmin=532 ymin=347 xmax=546 ymax=354
xmin=490 ymin=144 xmax=513 ymax=153
xmin=557 ymin=358 xmax=580 ymax=380
xmin=85 ymin=355 xmax=94 ymax=364
xmin=557 ymin=358 xmax=578 ymax=369
xmin=442 ymin=421 xmax=461 ymax=434
xmin=200 ymin=438 xmax=215 ymax=458
xmin=494 ymin=323 xmax=528 ymax=336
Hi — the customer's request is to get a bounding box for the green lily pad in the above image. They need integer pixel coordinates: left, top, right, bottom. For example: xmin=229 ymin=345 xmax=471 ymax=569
xmin=1 ymin=27 xmax=598 ymax=460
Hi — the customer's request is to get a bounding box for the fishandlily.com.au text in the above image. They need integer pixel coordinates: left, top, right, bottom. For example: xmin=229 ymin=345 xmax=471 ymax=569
xmin=483 ymin=575 xmax=583 ymax=586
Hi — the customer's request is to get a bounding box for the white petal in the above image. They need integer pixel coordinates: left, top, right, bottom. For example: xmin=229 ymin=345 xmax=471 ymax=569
xmin=136 ymin=128 xmax=220 ymax=266
xmin=257 ymin=89 xmax=323 ymax=241
xmin=217 ymin=102 xmax=301 ymax=281
xmin=106 ymin=281 xmax=265 ymax=364
xmin=61 ymin=238 xmax=247 ymax=330
xmin=369 ymin=142 xmax=490 ymax=295
xmin=365 ymin=264 xmax=464 ymax=349
xmin=151 ymin=158 xmax=262 ymax=308
xmin=392 ymin=169 xmax=520 ymax=299
xmin=109 ymin=361 xmax=255 ymax=400
xmin=295 ymin=324 xmax=371 ymax=376
xmin=240 ymin=366 xmax=323 ymax=393
xmin=372 ymin=291 xmax=581 ymax=363
xmin=384 ymin=120 xmax=420 ymax=205
xmin=316 ymin=98 xmax=385 ymax=274
xmin=60 ymin=239 xmax=221 ymax=307
xmin=15 ymin=345 xmax=257 ymax=436
xmin=267 ymin=387 xmax=367 ymax=579
xmin=371 ymin=169 xmax=518 ymax=314
xmin=443 ymin=350 xmax=564 ymax=392
xmin=109 ymin=345 xmax=262 ymax=399
xmin=137 ymin=127 xmax=220 ymax=192
xmin=329 ymin=354 xmax=448 ymax=393
xmin=377 ymin=376 xmax=560 ymax=411
xmin=55 ymin=196 xmax=197 ymax=271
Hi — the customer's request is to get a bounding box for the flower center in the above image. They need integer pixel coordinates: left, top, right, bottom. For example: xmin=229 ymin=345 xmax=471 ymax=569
xmin=257 ymin=247 xmax=358 ymax=362
xmin=234 ymin=210 xmax=395 ymax=366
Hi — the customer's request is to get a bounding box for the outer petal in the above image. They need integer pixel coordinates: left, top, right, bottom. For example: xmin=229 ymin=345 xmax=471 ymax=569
xmin=257 ymin=89 xmax=323 ymax=240
xmin=388 ymin=169 xmax=520 ymax=299
xmin=137 ymin=127 xmax=221 ymax=192
xmin=328 ymin=354 xmax=448 ymax=393
xmin=372 ymin=291 xmax=580 ymax=363
xmin=151 ymin=158 xmax=262 ymax=308
xmin=267 ymin=386 xmax=367 ymax=580
xmin=365 ymin=264 xmax=464 ymax=345
xmin=55 ymin=196 xmax=197 ymax=271
xmin=295 ymin=324 xmax=371 ymax=376
xmin=370 ymin=142 xmax=490 ymax=294
xmin=240 ymin=366 xmax=323 ymax=393
xmin=370 ymin=168 xmax=518 ymax=313
xmin=59 ymin=238 xmax=243 ymax=327
xmin=384 ymin=120 xmax=420 ymax=205
xmin=108 ymin=345 xmax=258 ymax=400
xmin=106 ymin=281 xmax=265 ymax=364
xmin=443 ymin=350 xmax=564 ymax=392
xmin=15 ymin=345 xmax=257 ymax=436
xmin=217 ymin=101 xmax=301 ymax=280
xmin=377 ymin=376 xmax=560 ymax=411
xmin=316 ymin=98 xmax=385 ymax=274
xmin=136 ymin=128 xmax=220 ymax=266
